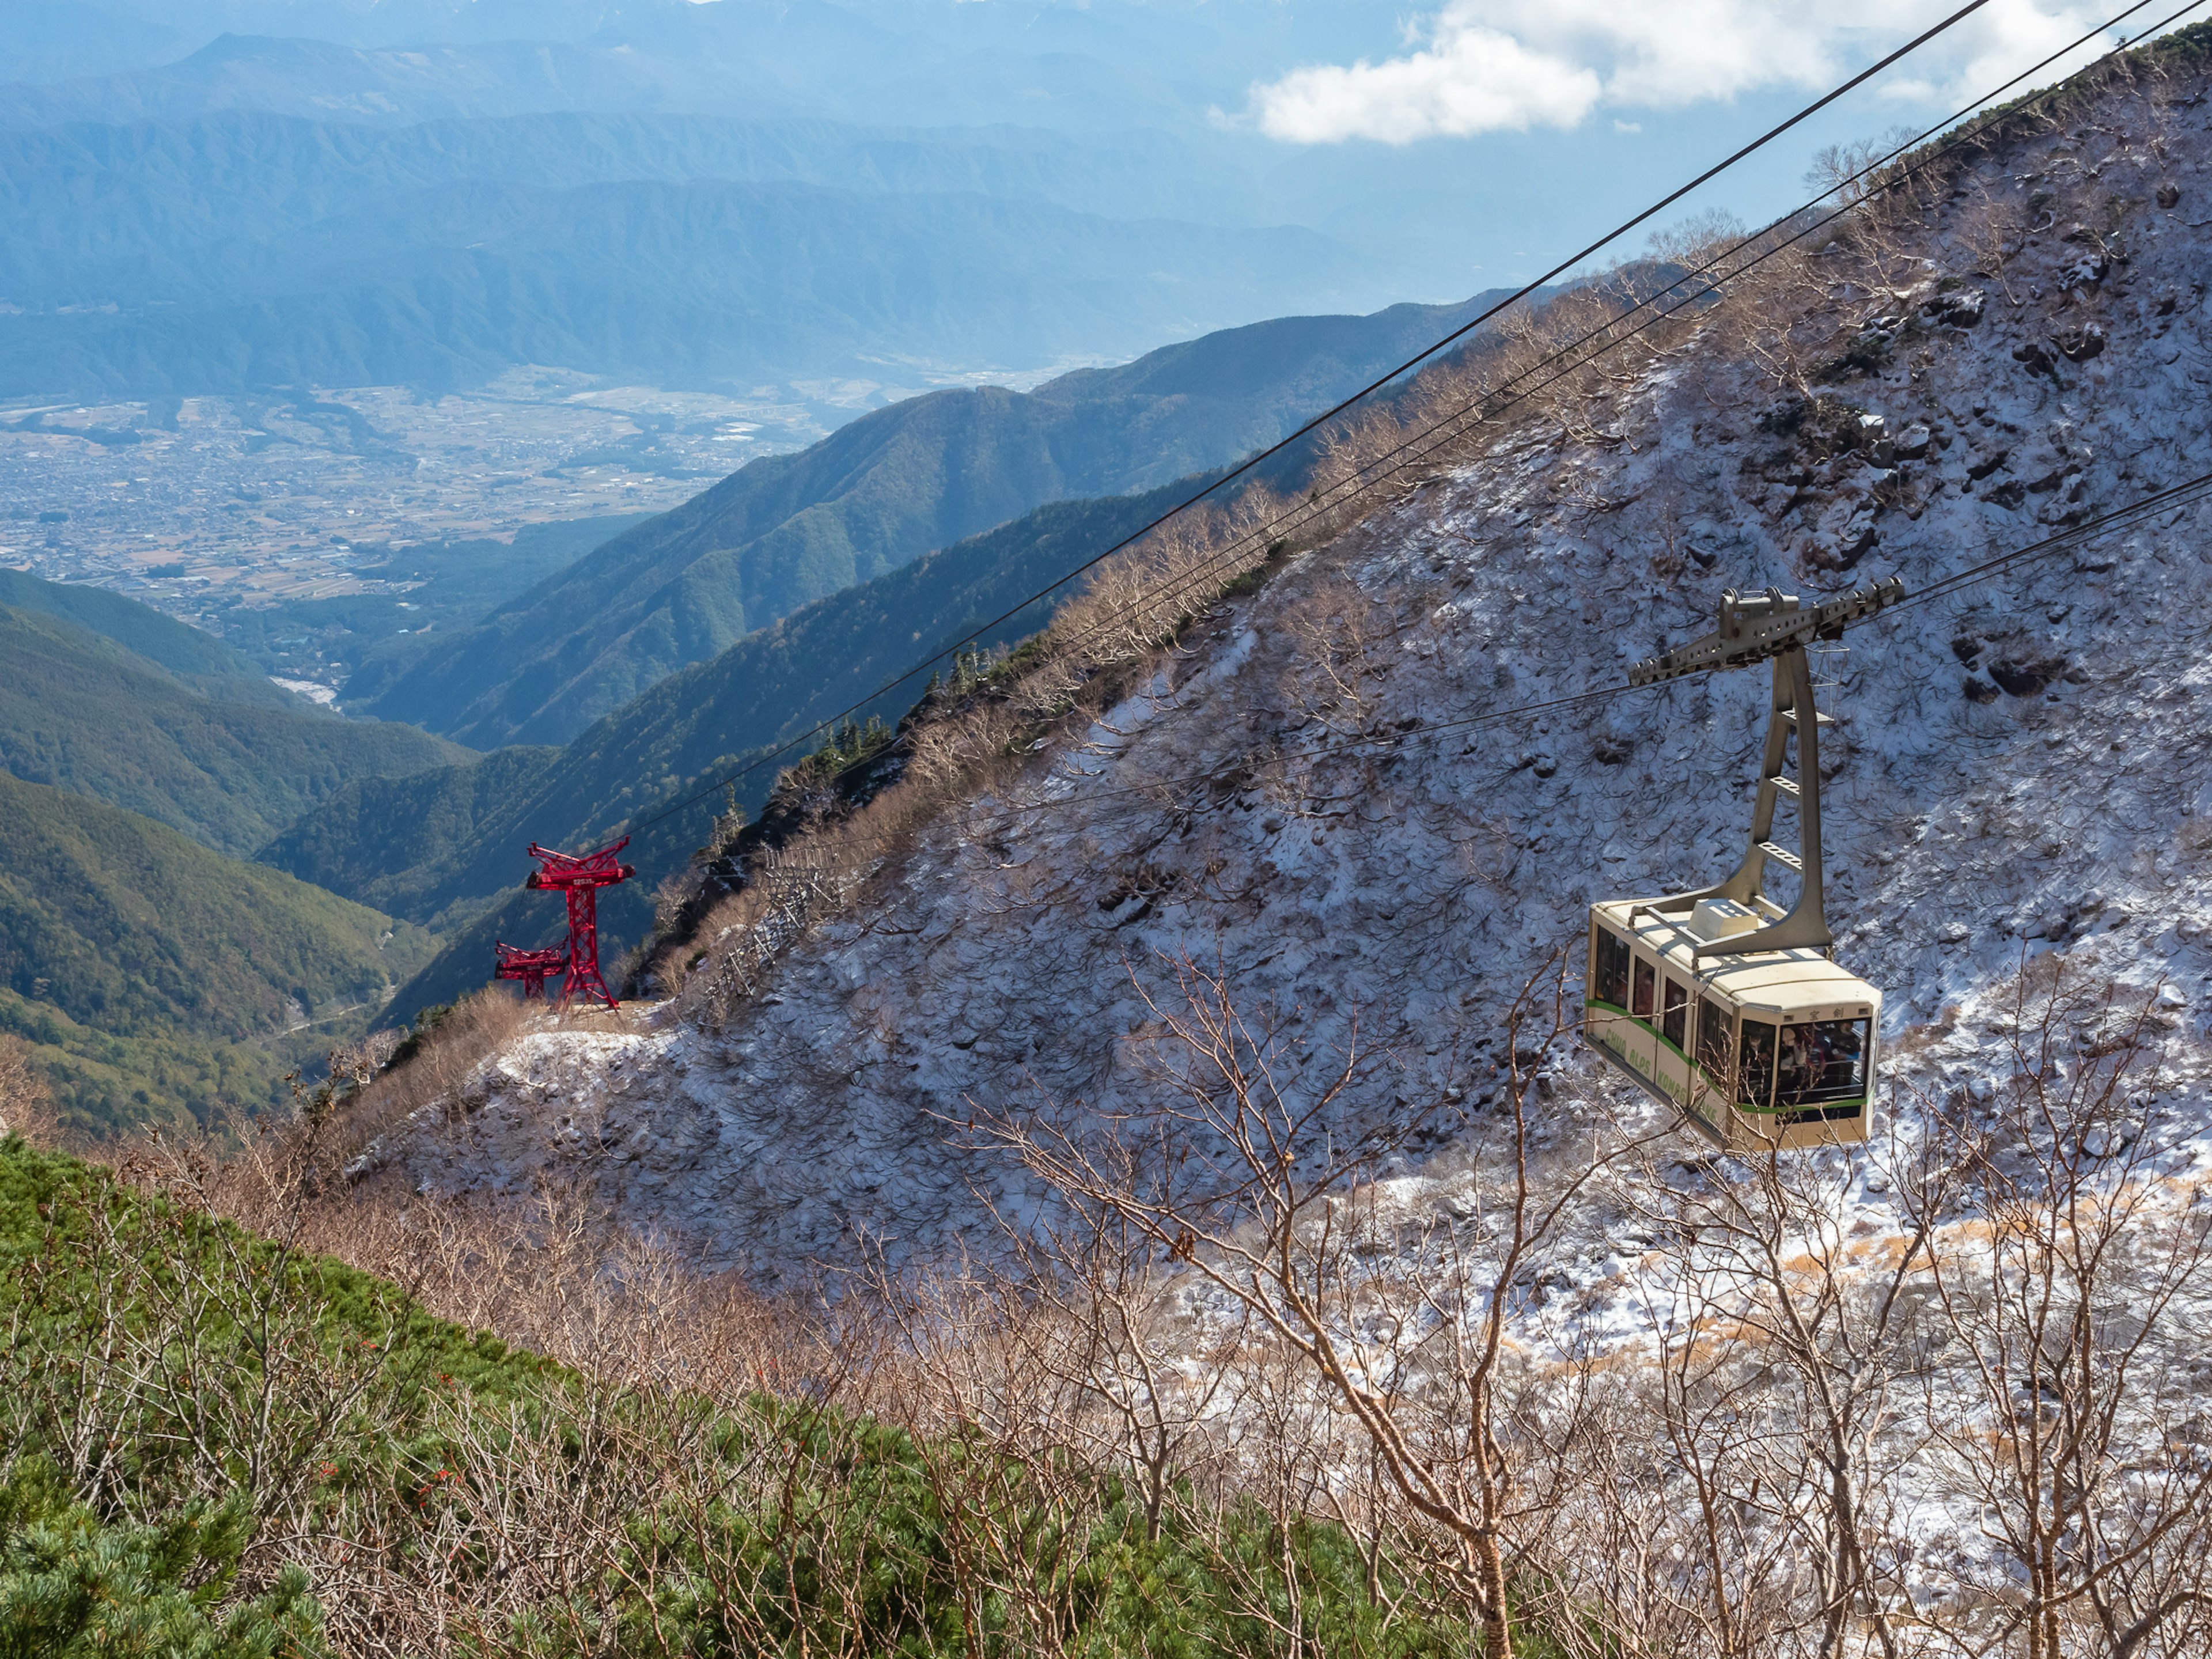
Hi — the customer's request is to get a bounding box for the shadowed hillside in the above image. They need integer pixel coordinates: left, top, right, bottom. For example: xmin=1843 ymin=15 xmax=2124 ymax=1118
xmin=0 ymin=597 xmax=467 ymax=860
xmin=0 ymin=773 xmax=431 ymax=1132
xmin=0 ymin=566 xmax=295 ymax=706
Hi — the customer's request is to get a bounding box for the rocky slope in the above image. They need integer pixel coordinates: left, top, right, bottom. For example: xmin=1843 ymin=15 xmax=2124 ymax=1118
xmin=362 ymin=66 xmax=2212 ymax=1289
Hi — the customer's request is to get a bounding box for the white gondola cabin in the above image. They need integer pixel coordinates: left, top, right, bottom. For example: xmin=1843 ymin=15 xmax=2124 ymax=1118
xmin=1585 ymin=897 xmax=1880 ymax=1149
xmin=1582 ymin=579 xmax=1903 ymax=1150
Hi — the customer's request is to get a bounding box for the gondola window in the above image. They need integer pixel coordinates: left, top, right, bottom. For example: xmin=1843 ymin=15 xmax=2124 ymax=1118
xmin=1696 ymin=999 xmax=1733 ymax=1083
xmin=1776 ymin=1018 xmax=1870 ymax=1106
xmin=1737 ymin=1018 xmax=1778 ymax=1108
xmin=1594 ymin=928 xmax=1631 ymax=1009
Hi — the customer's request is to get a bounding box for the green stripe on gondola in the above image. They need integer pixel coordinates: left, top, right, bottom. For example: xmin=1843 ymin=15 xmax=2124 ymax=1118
xmin=1588 ymin=1001 xmax=1864 ymax=1119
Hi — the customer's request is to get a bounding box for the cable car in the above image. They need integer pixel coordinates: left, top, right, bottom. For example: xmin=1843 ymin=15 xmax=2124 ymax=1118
xmin=1586 ymin=897 xmax=1880 ymax=1149
xmin=1582 ymin=579 xmax=1901 ymax=1150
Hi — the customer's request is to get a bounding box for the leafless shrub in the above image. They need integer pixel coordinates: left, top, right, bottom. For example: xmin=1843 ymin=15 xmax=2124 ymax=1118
xmin=319 ymin=988 xmax=533 ymax=1174
xmin=1900 ymin=971 xmax=2212 ymax=1659
xmin=1276 ymin=573 xmax=1396 ymax=738
xmin=971 ymin=952 xmax=1653 ymax=1657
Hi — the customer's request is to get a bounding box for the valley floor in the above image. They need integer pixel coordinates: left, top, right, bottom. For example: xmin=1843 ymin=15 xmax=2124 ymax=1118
xmin=0 ymin=355 xmax=1088 ymax=659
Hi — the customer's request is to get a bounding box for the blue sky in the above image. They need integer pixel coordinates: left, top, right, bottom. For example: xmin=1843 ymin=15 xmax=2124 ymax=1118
xmin=1208 ymin=0 xmax=2188 ymax=291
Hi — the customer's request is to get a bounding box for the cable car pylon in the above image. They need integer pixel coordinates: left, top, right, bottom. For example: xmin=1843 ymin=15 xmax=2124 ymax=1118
xmin=1626 ymin=577 xmax=1903 ymax=957
xmin=1585 ymin=575 xmax=1902 ymax=1150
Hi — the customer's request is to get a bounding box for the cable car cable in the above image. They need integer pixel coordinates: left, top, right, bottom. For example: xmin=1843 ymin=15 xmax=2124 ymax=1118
xmin=1037 ymin=0 xmax=2203 ymax=666
xmin=970 ymin=471 xmax=2212 ymax=825
xmin=619 ymin=0 xmax=2013 ymax=839
xmin=657 ymin=468 xmax=2212 ymax=942
xmin=1887 ymin=471 xmax=2212 ymax=610
xmin=673 ymin=463 xmax=2212 ymax=872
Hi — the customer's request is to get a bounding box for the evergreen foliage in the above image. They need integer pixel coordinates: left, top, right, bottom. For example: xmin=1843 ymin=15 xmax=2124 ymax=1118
xmin=0 ymin=774 xmax=432 ymax=1133
xmin=0 ymin=1459 xmax=323 ymax=1659
xmin=0 ymin=1136 xmax=1487 ymax=1656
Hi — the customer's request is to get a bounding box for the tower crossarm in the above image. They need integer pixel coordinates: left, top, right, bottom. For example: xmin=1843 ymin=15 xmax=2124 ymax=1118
xmin=524 ymin=836 xmax=634 ymax=889
xmin=1629 ymin=577 xmax=1903 ymax=687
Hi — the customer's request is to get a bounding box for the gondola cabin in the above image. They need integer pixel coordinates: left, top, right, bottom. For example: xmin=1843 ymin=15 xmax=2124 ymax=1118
xmin=1585 ymin=897 xmax=1880 ymax=1149
xmin=1584 ymin=579 xmax=1907 ymax=1150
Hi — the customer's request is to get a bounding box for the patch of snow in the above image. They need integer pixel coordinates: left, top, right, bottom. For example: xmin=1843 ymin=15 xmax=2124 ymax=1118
xmin=388 ymin=86 xmax=2212 ymax=1311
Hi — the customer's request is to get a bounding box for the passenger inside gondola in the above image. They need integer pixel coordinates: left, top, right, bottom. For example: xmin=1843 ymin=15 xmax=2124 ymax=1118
xmin=1594 ymin=929 xmax=1631 ymax=1008
xmin=1737 ymin=1018 xmax=1777 ymax=1108
xmin=1775 ymin=1018 xmax=1869 ymax=1107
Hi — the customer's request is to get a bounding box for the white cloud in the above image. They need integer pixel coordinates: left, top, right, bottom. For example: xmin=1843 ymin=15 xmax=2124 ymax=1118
xmin=1875 ymin=0 xmax=2118 ymax=108
xmin=1253 ymin=24 xmax=1601 ymax=143
xmin=1248 ymin=1 xmax=2130 ymax=145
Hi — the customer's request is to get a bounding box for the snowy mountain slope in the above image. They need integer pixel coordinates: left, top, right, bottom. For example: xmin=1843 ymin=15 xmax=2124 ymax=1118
xmin=362 ymin=70 xmax=2212 ymax=1286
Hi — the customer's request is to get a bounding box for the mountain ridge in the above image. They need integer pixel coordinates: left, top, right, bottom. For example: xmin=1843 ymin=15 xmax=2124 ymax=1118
xmin=355 ymin=289 xmax=1516 ymax=747
xmin=0 ymin=590 xmax=468 ymax=860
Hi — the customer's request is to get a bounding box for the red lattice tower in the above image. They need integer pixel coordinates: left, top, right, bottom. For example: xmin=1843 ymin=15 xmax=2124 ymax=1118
xmin=494 ymin=942 xmax=567 ymax=1000
xmin=521 ymin=836 xmax=635 ymax=1009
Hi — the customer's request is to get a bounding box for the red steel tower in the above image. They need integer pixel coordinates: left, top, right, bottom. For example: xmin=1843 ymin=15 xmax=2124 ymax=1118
xmin=520 ymin=836 xmax=636 ymax=1008
xmin=494 ymin=942 xmax=567 ymax=1000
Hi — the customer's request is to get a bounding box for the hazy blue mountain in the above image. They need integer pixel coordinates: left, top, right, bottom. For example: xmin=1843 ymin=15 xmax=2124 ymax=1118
xmin=0 ymin=2 xmax=1316 ymax=134
xmin=0 ymin=150 xmax=1363 ymax=401
xmin=0 ymin=113 xmax=1229 ymax=282
xmin=0 ymin=32 xmax=808 ymax=131
xmin=0 ymin=2 xmax=185 ymax=85
xmin=357 ymin=289 xmax=1512 ymax=747
xmin=0 ymin=0 xmax=1669 ymax=338
xmin=0 ymin=600 xmax=468 ymax=859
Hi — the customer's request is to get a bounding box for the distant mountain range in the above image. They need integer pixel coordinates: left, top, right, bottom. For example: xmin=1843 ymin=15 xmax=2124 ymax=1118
xmin=352 ymin=290 xmax=1512 ymax=747
xmin=0 ymin=128 xmax=1365 ymax=400
xmin=0 ymin=1 xmax=1530 ymax=402
xmin=0 ymin=2 xmax=1351 ymax=135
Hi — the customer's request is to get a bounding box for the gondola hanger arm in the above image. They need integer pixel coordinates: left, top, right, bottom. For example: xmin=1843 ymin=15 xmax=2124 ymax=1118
xmin=1629 ymin=576 xmax=1904 ymax=687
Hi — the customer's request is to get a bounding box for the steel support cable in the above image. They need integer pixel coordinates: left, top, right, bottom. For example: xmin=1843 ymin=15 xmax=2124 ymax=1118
xmin=1889 ymin=471 xmax=2212 ymax=609
xmin=724 ymin=471 xmax=2212 ymax=864
xmin=638 ymin=447 xmax=2212 ymax=865
xmin=623 ymin=1 xmax=2008 ymax=839
xmin=967 ymin=472 xmax=2212 ymax=828
xmin=1037 ymin=0 xmax=2202 ymax=669
xmin=645 ymin=471 xmax=2212 ymax=980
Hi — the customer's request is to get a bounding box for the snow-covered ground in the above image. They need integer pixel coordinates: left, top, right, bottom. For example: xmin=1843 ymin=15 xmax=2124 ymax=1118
xmin=369 ymin=78 xmax=2212 ymax=1304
